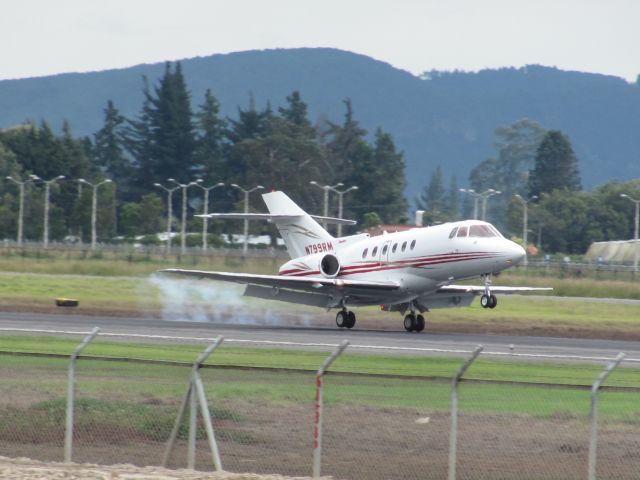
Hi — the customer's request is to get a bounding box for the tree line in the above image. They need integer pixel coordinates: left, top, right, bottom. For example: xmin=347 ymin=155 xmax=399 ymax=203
xmin=417 ymin=118 xmax=640 ymax=254
xmin=0 ymin=62 xmax=407 ymax=244
xmin=1 ymin=61 xmax=637 ymax=254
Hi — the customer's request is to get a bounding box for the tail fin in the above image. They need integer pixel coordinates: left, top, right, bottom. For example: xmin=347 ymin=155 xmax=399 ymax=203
xmin=262 ymin=191 xmax=335 ymax=259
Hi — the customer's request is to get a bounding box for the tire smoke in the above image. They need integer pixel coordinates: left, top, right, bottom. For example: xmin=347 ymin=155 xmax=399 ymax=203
xmin=145 ymin=274 xmax=312 ymax=326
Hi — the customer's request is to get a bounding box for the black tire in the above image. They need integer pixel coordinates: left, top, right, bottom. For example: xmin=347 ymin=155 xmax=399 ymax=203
xmin=480 ymin=294 xmax=490 ymax=308
xmin=489 ymin=294 xmax=498 ymax=309
xmin=403 ymin=314 xmax=416 ymax=332
xmin=415 ymin=314 xmax=425 ymax=332
xmin=336 ymin=310 xmax=347 ymax=328
xmin=346 ymin=311 xmax=356 ymax=329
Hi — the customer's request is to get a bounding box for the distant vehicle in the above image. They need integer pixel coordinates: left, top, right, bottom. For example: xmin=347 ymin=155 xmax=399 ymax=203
xmin=161 ymin=191 xmax=550 ymax=332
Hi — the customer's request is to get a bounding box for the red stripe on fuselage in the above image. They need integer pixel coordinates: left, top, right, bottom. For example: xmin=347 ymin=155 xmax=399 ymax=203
xmin=279 ymin=252 xmax=502 ymax=277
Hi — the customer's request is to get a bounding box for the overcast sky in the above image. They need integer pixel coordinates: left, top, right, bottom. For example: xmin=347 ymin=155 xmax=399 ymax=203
xmin=1 ymin=0 xmax=638 ymax=82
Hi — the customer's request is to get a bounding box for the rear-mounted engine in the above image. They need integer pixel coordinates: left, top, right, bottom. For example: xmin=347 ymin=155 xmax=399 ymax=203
xmin=319 ymin=253 xmax=341 ymax=278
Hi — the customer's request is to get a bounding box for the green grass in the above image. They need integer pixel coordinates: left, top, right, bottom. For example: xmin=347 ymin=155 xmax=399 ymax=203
xmin=1 ymin=335 xmax=639 ymax=387
xmin=1 ymin=336 xmax=639 ymax=427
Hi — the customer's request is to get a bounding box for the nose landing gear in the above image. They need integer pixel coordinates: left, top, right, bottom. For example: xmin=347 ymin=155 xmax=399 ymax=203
xmin=480 ymin=294 xmax=497 ymax=308
xmin=480 ymin=274 xmax=498 ymax=309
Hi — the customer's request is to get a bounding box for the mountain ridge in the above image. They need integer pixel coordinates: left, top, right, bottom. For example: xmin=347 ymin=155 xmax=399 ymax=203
xmin=1 ymin=47 xmax=639 ymax=199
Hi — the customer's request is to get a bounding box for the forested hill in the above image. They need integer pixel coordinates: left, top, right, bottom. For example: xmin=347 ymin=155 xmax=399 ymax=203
xmin=1 ymin=47 xmax=639 ymax=199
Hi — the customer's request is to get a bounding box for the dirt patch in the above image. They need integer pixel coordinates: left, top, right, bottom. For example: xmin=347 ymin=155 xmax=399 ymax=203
xmin=0 ymin=456 xmax=321 ymax=480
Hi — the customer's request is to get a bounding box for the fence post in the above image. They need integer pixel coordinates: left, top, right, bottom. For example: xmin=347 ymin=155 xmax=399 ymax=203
xmin=64 ymin=326 xmax=100 ymax=463
xmin=448 ymin=345 xmax=483 ymax=480
xmin=312 ymin=340 xmax=349 ymax=479
xmin=588 ymin=352 xmax=625 ymax=480
xmin=162 ymin=336 xmax=224 ymax=470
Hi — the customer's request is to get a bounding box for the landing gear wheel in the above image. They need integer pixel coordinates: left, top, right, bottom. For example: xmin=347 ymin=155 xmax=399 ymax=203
xmin=336 ymin=310 xmax=348 ymax=328
xmin=346 ymin=311 xmax=356 ymax=329
xmin=480 ymin=294 xmax=490 ymax=309
xmin=404 ymin=314 xmax=417 ymax=332
xmin=415 ymin=314 xmax=425 ymax=332
xmin=488 ymin=294 xmax=497 ymax=309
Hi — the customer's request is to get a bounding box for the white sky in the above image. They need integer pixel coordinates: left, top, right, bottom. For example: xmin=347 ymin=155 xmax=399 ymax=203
xmin=1 ymin=0 xmax=639 ymax=82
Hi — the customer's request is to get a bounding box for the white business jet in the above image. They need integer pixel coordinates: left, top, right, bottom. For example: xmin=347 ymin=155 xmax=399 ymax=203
xmin=161 ymin=191 xmax=550 ymax=332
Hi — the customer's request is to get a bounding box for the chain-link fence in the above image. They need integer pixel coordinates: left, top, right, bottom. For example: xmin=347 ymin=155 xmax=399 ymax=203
xmin=0 ymin=330 xmax=639 ymax=479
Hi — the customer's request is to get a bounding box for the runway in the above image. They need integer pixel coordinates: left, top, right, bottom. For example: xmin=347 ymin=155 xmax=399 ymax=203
xmin=1 ymin=310 xmax=639 ymax=363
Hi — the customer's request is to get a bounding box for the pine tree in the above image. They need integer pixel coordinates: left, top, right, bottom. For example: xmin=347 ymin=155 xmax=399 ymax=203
xmin=445 ymin=175 xmax=460 ymax=220
xmin=417 ymin=166 xmax=447 ymax=223
xmin=528 ymin=130 xmax=581 ymax=198
xmin=278 ymin=91 xmax=313 ymax=136
xmin=194 ymin=89 xmax=227 ymax=181
xmin=226 ymin=93 xmax=269 ymax=144
xmin=93 ymin=100 xmax=131 ymax=187
xmin=148 ymin=62 xmax=196 ymax=184
xmin=122 ymin=76 xmax=154 ymax=197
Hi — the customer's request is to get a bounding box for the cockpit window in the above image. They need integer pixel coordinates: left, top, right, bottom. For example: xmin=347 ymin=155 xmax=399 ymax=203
xmin=449 ymin=227 xmax=458 ymax=239
xmin=488 ymin=225 xmax=503 ymax=238
xmin=456 ymin=226 xmax=468 ymax=237
xmin=469 ymin=224 xmax=497 ymax=237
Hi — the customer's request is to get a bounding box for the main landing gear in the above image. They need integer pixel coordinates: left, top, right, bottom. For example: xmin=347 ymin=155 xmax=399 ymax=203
xmin=480 ymin=274 xmax=497 ymax=309
xmin=336 ymin=309 xmax=356 ymax=329
xmin=403 ymin=313 xmax=425 ymax=333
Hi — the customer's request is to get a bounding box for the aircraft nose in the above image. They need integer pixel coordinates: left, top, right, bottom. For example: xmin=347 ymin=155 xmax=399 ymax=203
xmin=508 ymin=241 xmax=526 ymax=265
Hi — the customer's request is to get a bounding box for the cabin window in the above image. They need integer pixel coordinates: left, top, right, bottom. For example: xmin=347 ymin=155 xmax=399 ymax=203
xmin=382 ymin=244 xmax=388 ymax=255
xmin=410 ymin=239 xmax=416 ymax=250
xmin=457 ymin=226 xmax=468 ymax=237
xmin=401 ymin=241 xmax=407 ymax=252
xmin=392 ymin=243 xmax=398 ymax=253
xmin=469 ymin=224 xmax=496 ymax=237
xmin=449 ymin=227 xmax=458 ymax=238
xmin=372 ymin=246 xmax=378 ymax=257
xmin=362 ymin=248 xmax=368 ymax=259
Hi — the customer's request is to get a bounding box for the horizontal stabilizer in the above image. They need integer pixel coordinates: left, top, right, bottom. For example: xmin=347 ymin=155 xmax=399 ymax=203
xmin=196 ymin=212 xmax=356 ymax=225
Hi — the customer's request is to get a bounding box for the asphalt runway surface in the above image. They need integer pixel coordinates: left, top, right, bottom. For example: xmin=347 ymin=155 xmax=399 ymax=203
xmin=1 ymin=310 xmax=639 ymax=363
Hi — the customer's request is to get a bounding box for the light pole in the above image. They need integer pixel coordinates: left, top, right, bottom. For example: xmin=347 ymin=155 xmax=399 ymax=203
xmin=333 ymin=185 xmax=359 ymax=237
xmin=78 ymin=178 xmax=112 ymax=250
xmin=309 ymin=181 xmax=344 ymax=229
xmin=514 ymin=194 xmax=538 ymax=266
xmin=458 ymin=189 xmax=481 ymax=219
xmin=193 ymin=181 xmax=225 ymax=250
xmin=231 ymin=184 xmax=264 ymax=255
xmin=30 ymin=174 xmax=65 ymax=248
xmin=154 ymin=182 xmax=180 ymax=253
xmin=5 ymin=175 xmax=35 ymax=245
xmin=169 ymin=178 xmax=203 ymax=254
xmin=460 ymin=188 xmax=501 ymax=220
xmin=480 ymin=189 xmax=501 ymax=221
xmin=620 ymin=193 xmax=640 ymax=272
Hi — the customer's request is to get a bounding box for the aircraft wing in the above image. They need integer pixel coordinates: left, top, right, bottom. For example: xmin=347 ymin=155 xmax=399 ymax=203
xmin=437 ymin=285 xmax=553 ymax=294
xmin=159 ymin=269 xmax=399 ymax=293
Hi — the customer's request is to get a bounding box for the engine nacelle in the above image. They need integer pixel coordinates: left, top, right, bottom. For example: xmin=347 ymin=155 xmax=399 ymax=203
xmin=319 ymin=253 xmax=341 ymax=278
